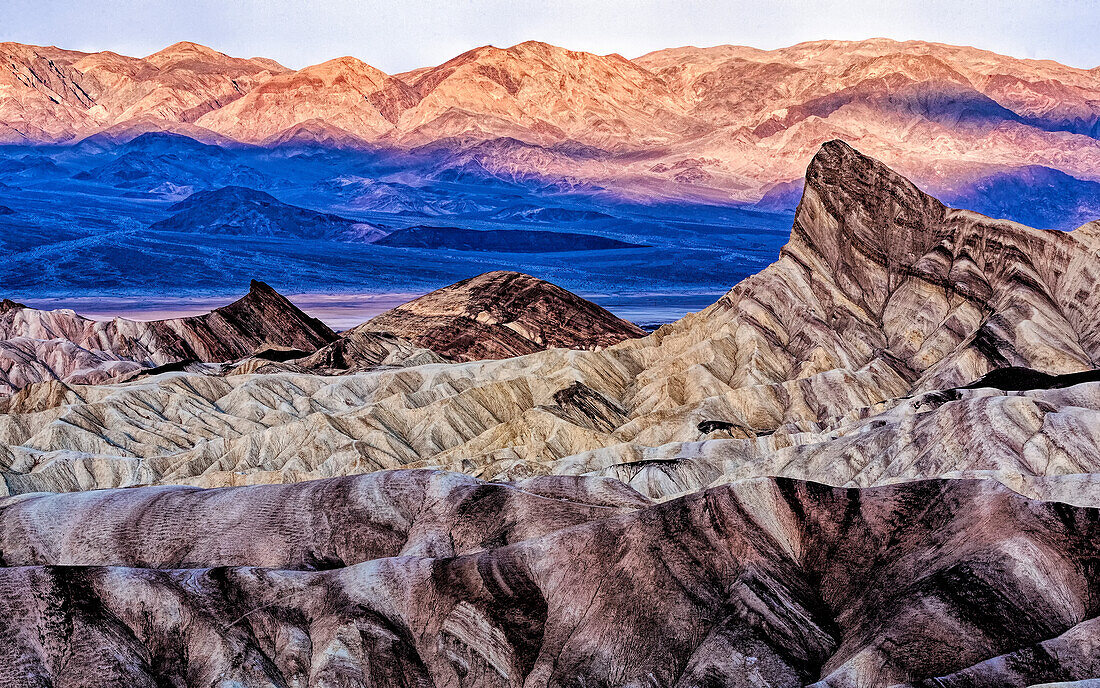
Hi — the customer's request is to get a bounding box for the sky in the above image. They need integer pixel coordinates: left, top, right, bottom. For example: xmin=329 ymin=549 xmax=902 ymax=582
xmin=1 ymin=0 xmax=1097 ymax=73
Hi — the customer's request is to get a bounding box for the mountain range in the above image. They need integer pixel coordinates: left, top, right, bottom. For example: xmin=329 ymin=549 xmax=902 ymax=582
xmin=0 ymin=273 xmax=647 ymax=396
xmin=2 ymin=141 xmax=1100 ymax=685
xmin=4 ymin=140 xmax=1100 ymax=500
xmin=3 ymin=38 xmax=1100 ymax=218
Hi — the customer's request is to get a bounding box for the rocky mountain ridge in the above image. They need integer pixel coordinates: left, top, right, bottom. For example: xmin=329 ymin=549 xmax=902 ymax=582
xmin=0 ymin=273 xmax=649 ymax=394
xmin=0 ymin=280 xmax=335 ymax=393
xmin=4 ymin=38 xmax=1100 ymax=206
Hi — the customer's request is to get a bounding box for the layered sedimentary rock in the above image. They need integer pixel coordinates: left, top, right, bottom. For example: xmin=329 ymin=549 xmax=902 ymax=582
xmin=232 ymin=329 xmax=449 ymax=376
xmin=0 ymin=474 xmax=1097 ymax=687
xmin=0 ymin=280 xmax=335 ymax=393
xmin=288 ymin=329 xmax=447 ymax=371
xmin=3 ymin=142 xmax=1100 ymax=502
xmin=358 ymin=270 xmax=647 ymax=361
xmin=0 ymin=469 xmax=649 ymax=568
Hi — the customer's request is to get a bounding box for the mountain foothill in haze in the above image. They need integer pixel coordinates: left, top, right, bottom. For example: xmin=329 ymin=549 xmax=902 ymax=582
xmin=2 ymin=37 xmax=1100 ymax=297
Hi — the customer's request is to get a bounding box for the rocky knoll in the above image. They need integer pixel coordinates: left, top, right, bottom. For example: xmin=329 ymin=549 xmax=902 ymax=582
xmin=149 ymin=185 xmax=386 ymax=241
xmin=0 ymin=474 xmax=1097 ymax=686
xmin=0 ymin=280 xmax=335 ymax=393
xmin=3 ymin=142 xmax=1100 ymax=503
xmin=358 ymin=270 xmax=647 ymax=360
xmin=270 ymin=328 xmax=448 ymax=373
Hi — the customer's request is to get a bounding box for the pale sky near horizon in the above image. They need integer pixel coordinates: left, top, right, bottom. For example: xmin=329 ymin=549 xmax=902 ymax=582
xmin=2 ymin=0 xmax=1097 ymax=73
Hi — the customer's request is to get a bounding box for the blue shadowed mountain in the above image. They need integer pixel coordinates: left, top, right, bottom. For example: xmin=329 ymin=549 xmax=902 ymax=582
xmin=0 ymin=130 xmax=791 ymax=299
xmin=0 ymin=154 xmax=70 ymax=182
xmin=372 ymin=226 xmax=647 ymax=252
xmin=150 ymin=186 xmax=387 ymax=241
xmin=943 ymin=166 xmax=1100 ymax=230
xmin=6 ymin=124 xmax=1090 ymax=302
xmin=753 ymin=179 xmax=806 ymax=214
xmin=71 ymin=132 xmax=270 ymax=195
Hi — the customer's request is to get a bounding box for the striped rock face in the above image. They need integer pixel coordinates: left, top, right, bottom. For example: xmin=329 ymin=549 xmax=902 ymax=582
xmin=0 ymin=473 xmax=1098 ymax=687
xmin=357 ymin=270 xmax=648 ymax=362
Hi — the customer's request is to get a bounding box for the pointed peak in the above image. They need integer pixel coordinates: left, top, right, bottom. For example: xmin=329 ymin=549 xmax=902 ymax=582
xmin=804 ymin=140 xmax=938 ymax=213
xmin=1 ymin=298 xmax=27 ymax=313
xmin=508 ymin=40 xmax=556 ymax=53
xmin=505 ymin=41 xmax=607 ymax=62
xmin=249 ymin=56 xmax=287 ymax=72
xmin=441 ymin=44 xmax=507 ymax=66
xmin=808 ymin=139 xmax=861 ymax=168
xmin=361 ymin=270 xmax=645 ymax=361
xmin=792 ymin=140 xmax=949 ymax=295
xmin=217 ymin=280 xmax=337 ymax=343
xmin=147 ymin=41 xmax=225 ymax=60
xmin=295 ymin=55 xmax=389 ymax=84
xmin=309 ymin=55 xmax=376 ymax=71
xmin=249 ymin=279 xmax=274 ymax=294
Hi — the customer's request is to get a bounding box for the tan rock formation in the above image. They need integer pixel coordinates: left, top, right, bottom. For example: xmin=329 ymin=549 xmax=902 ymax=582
xmin=194 ymin=56 xmax=417 ymax=143
xmin=0 ymin=41 xmax=285 ymax=143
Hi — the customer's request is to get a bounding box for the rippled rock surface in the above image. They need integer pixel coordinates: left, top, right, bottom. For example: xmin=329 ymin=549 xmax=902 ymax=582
xmin=0 ymin=473 xmax=1098 ymax=687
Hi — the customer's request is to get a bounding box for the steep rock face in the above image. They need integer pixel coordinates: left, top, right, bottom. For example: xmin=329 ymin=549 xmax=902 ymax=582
xmin=0 ymin=475 xmax=1097 ymax=687
xmin=776 ymin=139 xmax=1100 ymax=389
xmin=359 ymin=270 xmax=647 ymax=361
xmin=0 ymin=280 xmax=335 ymax=394
xmin=161 ymin=279 xmax=337 ymax=359
xmin=0 ymin=43 xmax=97 ymax=142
